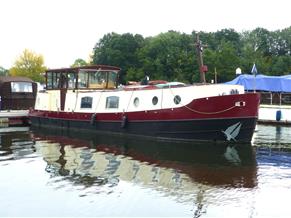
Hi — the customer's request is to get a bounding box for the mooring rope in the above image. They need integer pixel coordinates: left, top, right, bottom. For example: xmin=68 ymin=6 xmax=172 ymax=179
xmin=125 ymin=89 xmax=135 ymax=113
xmin=73 ymin=89 xmax=79 ymax=111
xmin=94 ymin=90 xmax=103 ymax=111
xmin=169 ymin=87 xmax=238 ymax=115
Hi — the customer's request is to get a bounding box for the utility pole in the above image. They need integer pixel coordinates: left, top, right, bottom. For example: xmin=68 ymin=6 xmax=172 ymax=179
xmin=195 ymin=34 xmax=207 ymax=83
xmin=214 ymin=67 xmax=217 ymax=83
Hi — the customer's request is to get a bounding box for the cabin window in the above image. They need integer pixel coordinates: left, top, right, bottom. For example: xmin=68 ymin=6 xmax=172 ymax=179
xmin=67 ymin=72 xmax=76 ymax=89
xmin=107 ymin=71 xmax=117 ymax=88
xmin=88 ymin=71 xmax=107 ymax=89
xmin=11 ymin=82 xmax=33 ymax=93
xmin=46 ymin=72 xmax=53 ymax=89
xmin=106 ymin=96 xmax=119 ymax=109
xmin=81 ymin=96 xmax=93 ymax=108
xmin=52 ymin=72 xmax=60 ymax=89
xmin=46 ymin=71 xmax=76 ymax=89
xmin=173 ymin=95 xmax=181 ymax=104
xmin=152 ymin=96 xmax=158 ymax=105
xmin=78 ymin=71 xmax=88 ymax=88
xmin=133 ymin=97 xmax=139 ymax=107
xmin=59 ymin=73 xmax=67 ymax=88
xmin=46 ymin=72 xmax=60 ymax=89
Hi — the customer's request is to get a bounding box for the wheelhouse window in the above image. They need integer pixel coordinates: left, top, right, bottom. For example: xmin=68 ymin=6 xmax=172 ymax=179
xmin=11 ymin=82 xmax=33 ymax=93
xmin=45 ymin=69 xmax=119 ymax=90
xmin=59 ymin=73 xmax=67 ymax=88
xmin=106 ymin=96 xmax=119 ymax=109
xmin=88 ymin=71 xmax=107 ymax=88
xmin=78 ymin=71 xmax=88 ymax=88
xmin=107 ymin=71 xmax=117 ymax=88
xmin=46 ymin=71 xmax=77 ymax=90
xmin=78 ymin=70 xmax=118 ymax=89
xmin=67 ymin=72 xmax=76 ymax=89
xmin=46 ymin=72 xmax=60 ymax=89
xmin=46 ymin=72 xmax=53 ymax=89
xmin=81 ymin=96 xmax=93 ymax=109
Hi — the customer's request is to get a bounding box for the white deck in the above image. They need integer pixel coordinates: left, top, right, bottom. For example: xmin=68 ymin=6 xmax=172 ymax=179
xmin=0 ymin=110 xmax=29 ymax=118
xmin=259 ymin=104 xmax=291 ymax=124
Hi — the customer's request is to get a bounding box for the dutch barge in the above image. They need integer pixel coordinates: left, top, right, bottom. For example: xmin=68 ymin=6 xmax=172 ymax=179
xmin=29 ymin=65 xmax=260 ymax=143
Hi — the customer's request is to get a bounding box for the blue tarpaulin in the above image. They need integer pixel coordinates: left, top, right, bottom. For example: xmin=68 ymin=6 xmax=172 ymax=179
xmin=226 ymin=74 xmax=291 ymax=92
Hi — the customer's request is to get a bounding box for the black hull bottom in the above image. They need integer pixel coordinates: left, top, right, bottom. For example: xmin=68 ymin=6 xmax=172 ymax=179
xmin=30 ymin=117 xmax=257 ymax=143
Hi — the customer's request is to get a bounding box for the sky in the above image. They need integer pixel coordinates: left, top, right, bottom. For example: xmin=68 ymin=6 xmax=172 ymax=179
xmin=0 ymin=0 xmax=290 ymax=69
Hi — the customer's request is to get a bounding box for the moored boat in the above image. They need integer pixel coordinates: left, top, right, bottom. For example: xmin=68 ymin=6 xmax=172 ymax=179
xmin=227 ymin=74 xmax=291 ymax=125
xmin=29 ymin=65 xmax=260 ymax=143
xmin=0 ymin=76 xmax=37 ymax=127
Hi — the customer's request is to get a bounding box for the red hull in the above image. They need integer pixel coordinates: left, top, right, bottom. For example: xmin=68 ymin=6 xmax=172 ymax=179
xmin=29 ymin=93 xmax=260 ymax=143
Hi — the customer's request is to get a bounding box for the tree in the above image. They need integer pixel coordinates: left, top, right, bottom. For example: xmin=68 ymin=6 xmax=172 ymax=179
xmin=203 ymin=41 xmax=240 ymax=82
xmin=91 ymin=27 xmax=290 ymax=84
xmin=240 ymin=28 xmax=274 ymax=74
xmin=139 ymin=31 xmax=196 ymax=83
xmin=0 ymin=66 xmax=8 ymax=76
xmin=9 ymin=49 xmax=47 ymax=82
xmin=71 ymin=58 xmax=88 ymax=67
xmin=92 ymin=33 xmax=145 ymax=83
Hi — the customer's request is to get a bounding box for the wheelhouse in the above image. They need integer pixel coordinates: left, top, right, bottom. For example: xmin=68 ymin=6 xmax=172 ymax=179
xmin=45 ymin=65 xmax=121 ymax=90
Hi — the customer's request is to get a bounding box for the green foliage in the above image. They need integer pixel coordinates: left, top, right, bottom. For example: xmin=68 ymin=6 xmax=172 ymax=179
xmin=92 ymin=33 xmax=145 ymax=84
xmin=92 ymin=27 xmax=291 ymax=83
xmin=71 ymin=58 xmax=88 ymax=67
xmin=9 ymin=49 xmax=47 ymax=82
xmin=0 ymin=66 xmax=8 ymax=76
xmin=140 ymin=31 xmax=196 ymax=83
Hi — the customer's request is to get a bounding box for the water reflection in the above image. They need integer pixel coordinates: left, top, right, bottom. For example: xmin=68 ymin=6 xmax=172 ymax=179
xmin=2 ymin=125 xmax=291 ymax=217
xmin=253 ymin=124 xmax=291 ymax=148
xmin=0 ymin=129 xmax=35 ymax=162
xmin=30 ymin=126 xmax=258 ymax=194
xmin=253 ymin=125 xmax=291 ymax=169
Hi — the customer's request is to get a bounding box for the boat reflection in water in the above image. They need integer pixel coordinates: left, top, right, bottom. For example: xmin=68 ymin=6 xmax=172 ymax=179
xmin=0 ymin=128 xmax=35 ymax=161
xmin=31 ymin=127 xmax=258 ymax=192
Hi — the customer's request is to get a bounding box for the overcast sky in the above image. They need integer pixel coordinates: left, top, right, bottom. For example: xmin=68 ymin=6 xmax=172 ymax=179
xmin=0 ymin=0 xmax=290 ymax=69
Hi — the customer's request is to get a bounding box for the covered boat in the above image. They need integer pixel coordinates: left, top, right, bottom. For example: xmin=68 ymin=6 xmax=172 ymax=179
xmin=29 ymin=65 xmax=260 ymax=143
xmin=226 ymin=74 xmax=291 ymax=124
xmin=0 ymin=76 xmax=37 ymax=127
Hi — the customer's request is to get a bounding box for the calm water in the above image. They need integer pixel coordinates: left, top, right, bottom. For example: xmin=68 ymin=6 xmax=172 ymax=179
xmin=0 ymin=125 xmax=291 ymax=217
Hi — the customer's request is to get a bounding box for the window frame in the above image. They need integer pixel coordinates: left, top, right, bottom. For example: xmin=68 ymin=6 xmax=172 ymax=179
xmin=105 ymin=96 xmax=119 ymax=109
xmin=80 ymin=96 xmax=93 ymax=109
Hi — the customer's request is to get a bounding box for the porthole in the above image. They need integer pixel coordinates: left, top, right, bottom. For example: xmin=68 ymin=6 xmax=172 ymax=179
xmin=133 ymin=97 xmax=139 ymax=107
xmin=152 ymin=96 xmax=158 ymax=105
xmin=174 ymin=95 xmax=181 ymax=104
